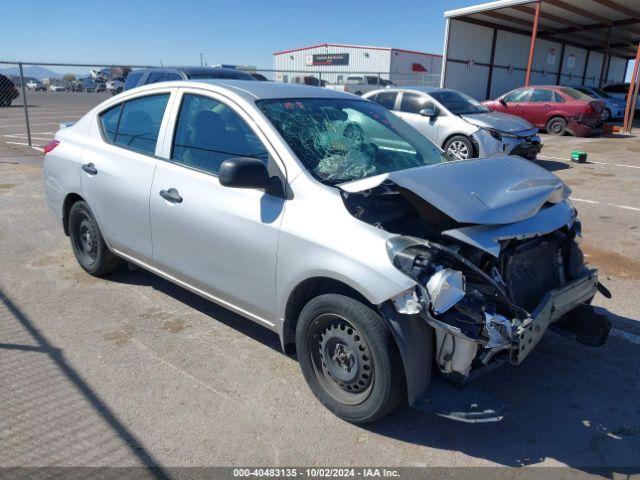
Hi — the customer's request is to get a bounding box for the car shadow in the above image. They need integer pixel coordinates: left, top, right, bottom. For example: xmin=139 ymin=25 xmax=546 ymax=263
xmin=102 ymin=268 xmax=640 ymax=473
xmin=534 ymin=159 xmax=571 ymax=171
xmin=366 ymin=310 xmax=640 ymax=474
xmin=105 ymin=267 xmax=283 ymax=353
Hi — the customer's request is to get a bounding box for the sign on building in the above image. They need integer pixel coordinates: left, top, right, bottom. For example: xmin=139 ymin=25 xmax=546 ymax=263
xmin=305 ymin=54 xmax=350 ymax=66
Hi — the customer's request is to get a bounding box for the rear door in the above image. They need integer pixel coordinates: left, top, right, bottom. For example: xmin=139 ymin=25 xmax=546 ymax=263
xmin=393 ymin=92 xmax=440 ymax=144
xmin=525 ymin=88 xmax=556 ymax=127
xmin=149 ymin=89 xmax=286 ymax=325
xmin=81 ymin=89 xmax=174 ymax=262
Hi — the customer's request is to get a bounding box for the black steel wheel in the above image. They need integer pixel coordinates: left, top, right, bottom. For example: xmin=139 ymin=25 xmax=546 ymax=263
xmin=68 ymin=200 xmax=122 ymax=276
xmin=296 ymin=294 xmax=405 ymax=423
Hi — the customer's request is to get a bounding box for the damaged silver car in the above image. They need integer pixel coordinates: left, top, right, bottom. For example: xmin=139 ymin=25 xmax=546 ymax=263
xmin=43 ymin=80 xmax=610 ymax=424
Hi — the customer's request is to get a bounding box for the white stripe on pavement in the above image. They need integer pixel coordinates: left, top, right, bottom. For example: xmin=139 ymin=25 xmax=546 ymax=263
xmin=538 ymin=155 xmax=640 ymax=170
xmin=572 ymin=197 xmax=640 ymax=212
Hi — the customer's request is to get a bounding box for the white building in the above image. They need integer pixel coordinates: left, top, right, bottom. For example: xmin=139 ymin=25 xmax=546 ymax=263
xmin=273 ymin=43 xmax=442 ymax=86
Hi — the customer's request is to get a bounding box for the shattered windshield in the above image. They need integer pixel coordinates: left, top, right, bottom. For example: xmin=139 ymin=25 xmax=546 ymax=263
xmin=257 ymin=98 xmax=448 ymax=183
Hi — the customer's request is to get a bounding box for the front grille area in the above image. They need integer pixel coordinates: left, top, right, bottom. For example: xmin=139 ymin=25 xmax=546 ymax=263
xmin=502 ymin=238 xmax=562 ymax=312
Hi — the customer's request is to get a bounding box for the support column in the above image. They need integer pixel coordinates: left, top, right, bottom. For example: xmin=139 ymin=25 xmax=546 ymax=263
xmin=623 ymin=43 xmax=640 ymax=133
xmin=598 ymin=26 xmax=612 ymax=88
xmin=525 ymin=1 xmax=541 ymax=86
xmin=485 ymin=27 xmax=498 ymax=100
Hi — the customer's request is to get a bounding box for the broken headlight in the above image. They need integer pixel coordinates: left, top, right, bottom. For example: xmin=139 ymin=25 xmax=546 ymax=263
xmin=426 ymin=268 xmax=465 ymax=314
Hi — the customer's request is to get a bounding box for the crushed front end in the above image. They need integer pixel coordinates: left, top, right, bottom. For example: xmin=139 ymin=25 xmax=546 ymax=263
xmin=386 ymin=223 xmax=608 ymax=386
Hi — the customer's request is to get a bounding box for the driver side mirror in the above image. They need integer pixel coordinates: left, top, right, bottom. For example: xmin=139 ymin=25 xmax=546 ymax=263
xmin=419 ymin=105 xmax=438 ymax=118
xmin=499 ymin=98 xmax=508 ymax=107
xmin=219 ymin=157 xmax=270 ymax=190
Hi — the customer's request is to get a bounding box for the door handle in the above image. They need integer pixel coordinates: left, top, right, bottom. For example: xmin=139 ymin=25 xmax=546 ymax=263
xmin=159 ymin=188 xmax=183 ymax=204
xmin=82 ymin=163 xmax=97 ymax=175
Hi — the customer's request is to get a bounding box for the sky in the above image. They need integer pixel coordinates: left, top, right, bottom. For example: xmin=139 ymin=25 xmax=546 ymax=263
xmin=1 ymin=0 xmax=633 ymax=80
xmin=1 ymin=0 xmax=472 ymax=72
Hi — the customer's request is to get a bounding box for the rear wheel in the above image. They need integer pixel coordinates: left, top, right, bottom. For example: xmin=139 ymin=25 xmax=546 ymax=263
xmin=296 ymin=294 xmax=405 ymax=423
xmin=68 ymin=201 xmax=122 ymax=276
xmin=546 ymin=116 xmax=567 ymax=136
xmin=444 ymin=135 xmax=475 ymax=160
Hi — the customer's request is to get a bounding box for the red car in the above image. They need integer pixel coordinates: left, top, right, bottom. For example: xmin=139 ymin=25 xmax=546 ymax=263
xmin=484 ymin=85 xmax=604 ymax=137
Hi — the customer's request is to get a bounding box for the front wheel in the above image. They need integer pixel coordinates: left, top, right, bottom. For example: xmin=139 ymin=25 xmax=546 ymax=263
xmin=295 ymin=294 xmax=405 ymax=423
xmin=444 ymin=135 xmax=475 ymax=160
xmin=68 ymin=201 xmax=122 ymax=276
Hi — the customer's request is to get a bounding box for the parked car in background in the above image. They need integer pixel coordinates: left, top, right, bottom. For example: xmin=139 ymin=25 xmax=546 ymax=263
xmin=484 ymin=86 xmax=604 ymax=136
xmin=43 ymin=80 xmax=607 ymax=424
xmin=364 ymin=87 xmax=541 ymax=160
xmin=291 ymin=75 xmax=327 ymax=87
xmin=250 ymin=72 xmax=269 ymax=81
xmin=123 ymin=67 xmax=254 ymax=90
xmin=328 ymin=76 xmax=394 ymax=96
xmin=81 ymin=78 xmax=106 ymax=93
xmin=106 ymin=78 xmax=126 ymax=96
xmin=26 ymin=80 xmax=44 ymax=91
xmin=601 ymin=82 xmax=640 ymax=112
xmin=49 ymin=84 xmax=67 ymax=92
xmin=0 ymin=74 xmax=19 ymax=107
xmin=569 ymin=85 xmax=626 ymax=120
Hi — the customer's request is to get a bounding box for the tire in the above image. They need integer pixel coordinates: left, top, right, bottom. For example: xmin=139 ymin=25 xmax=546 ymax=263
xmin=443 ymin=135 xmax=475 ymax=160
xmin=68 ymin=201 xmax=122 ymax=276
xmin=546 ymin=116 xmax=567 ymax=136
xmin=603 ymin=108 xmax=611 ymax=121
xmin=295 ymin=294 xmax=405 ymax=423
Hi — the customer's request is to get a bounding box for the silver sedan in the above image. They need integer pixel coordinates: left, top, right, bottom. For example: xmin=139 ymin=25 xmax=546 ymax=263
xmin=363 ymin=87 xmax=542 ymax=160
xmin=43 ymin=80 xmax=605 ymax=424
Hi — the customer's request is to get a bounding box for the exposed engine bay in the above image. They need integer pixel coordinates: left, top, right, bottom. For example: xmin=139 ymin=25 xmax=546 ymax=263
xmin=339 ymin=173 xmax=609 ymax=385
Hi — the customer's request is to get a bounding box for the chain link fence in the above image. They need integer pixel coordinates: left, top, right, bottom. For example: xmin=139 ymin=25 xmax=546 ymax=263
xmin=0 ymin=61 xmax=441 ymax=153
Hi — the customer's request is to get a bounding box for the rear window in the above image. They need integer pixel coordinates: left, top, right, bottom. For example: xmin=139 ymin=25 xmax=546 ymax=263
xmin=558 ymin=87 xmax=594 ymax=101
xmin=124 ymin=71 xmax=143 ymax=90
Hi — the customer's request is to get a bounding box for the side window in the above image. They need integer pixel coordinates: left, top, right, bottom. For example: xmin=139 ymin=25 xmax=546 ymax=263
xmin=399 ymin=92 xmax=431 ymax=114
xmin=373 ymin=91 xmax=398 ymax=110
xmin=114 ymin=94 xmax=170 ymax=154
xmin=124 ymin=71 xmax=143 ymax=90
xmin=172 ymin=94 xmax=268 ymax=175
xmin=553 ymin=91 xmax=566 ymax=102
xmin=99 ymin=103 xmax=123 ymax=141
xmin=503 ymin=88 xmax=530 ymax=103
xmin=367 ymin=77 xmax=378 ymax=85
xmin=529 ymin=89 xmax=554 ymax=102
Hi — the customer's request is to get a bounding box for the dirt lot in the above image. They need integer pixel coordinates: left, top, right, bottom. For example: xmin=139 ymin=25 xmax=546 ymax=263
xmin=0 ymin=105 xmax=639 ymax=473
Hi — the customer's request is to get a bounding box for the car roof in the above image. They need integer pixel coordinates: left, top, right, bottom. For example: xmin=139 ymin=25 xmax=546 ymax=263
xmin=134 ymin=66 xmax=251 ymax=78
xmin=152 ymin=79 xmax=359 ymax=101
xmin=363 ymin=86 xmax=455 ymax=97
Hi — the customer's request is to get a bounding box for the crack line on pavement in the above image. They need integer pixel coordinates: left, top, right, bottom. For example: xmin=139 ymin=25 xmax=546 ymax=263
xmin=130 ymin=336 xmax=235 ymax=402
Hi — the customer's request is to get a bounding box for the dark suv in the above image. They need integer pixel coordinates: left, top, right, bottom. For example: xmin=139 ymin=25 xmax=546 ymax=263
xmin=0 ymin=74 xmax=19 ymax=107
xmin=124 ymin=67 xmax=254 ymax=91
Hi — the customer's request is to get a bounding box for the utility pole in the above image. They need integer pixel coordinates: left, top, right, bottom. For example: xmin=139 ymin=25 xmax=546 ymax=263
xmin=200 ymin=53 xmax=204 ymax=67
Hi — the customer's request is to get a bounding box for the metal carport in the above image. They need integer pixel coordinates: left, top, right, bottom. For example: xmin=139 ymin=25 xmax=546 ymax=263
xmin=441 ymin=0 xmax=640 ymax=132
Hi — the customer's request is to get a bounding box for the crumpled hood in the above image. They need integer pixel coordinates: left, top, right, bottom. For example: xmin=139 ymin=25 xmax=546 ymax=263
xmin=339 ymin=156 xmax=570 ymax=225
xmin=461 ymin=111 xmax=536 ymax=135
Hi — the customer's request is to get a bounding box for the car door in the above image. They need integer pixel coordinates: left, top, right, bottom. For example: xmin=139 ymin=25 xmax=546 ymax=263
xmin=525 ymin=88 xmax=556 ymax=127
xmin=81 ymin=90 xmax=174 ymax=262
xmin=393 ymin=92 xmax=439 ymax=143
xmin=149 ymin=89 xmax=286 ymax=325
xmin=497 ymin=88 xmax=532 ymax=117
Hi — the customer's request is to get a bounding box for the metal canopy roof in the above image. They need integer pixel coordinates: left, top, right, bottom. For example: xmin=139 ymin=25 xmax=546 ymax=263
xmin=445 ymin=0 xmax=640 ymax=59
